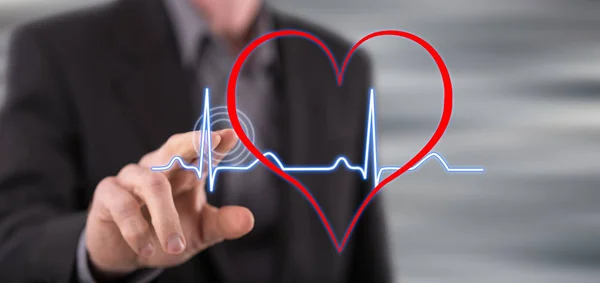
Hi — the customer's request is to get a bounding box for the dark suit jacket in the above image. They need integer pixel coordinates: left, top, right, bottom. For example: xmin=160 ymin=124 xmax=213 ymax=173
xmin=0 ymin=0 xmax=392 ymax=282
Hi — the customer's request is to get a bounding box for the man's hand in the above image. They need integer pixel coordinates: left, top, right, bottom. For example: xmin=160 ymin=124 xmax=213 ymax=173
xmin=85 ymin=129 xmax=254 ymax=276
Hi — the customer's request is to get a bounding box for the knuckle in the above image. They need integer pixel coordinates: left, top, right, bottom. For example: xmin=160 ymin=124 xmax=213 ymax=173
xmin=96 ymin=177 xmax=117 ymax=191
xmin=119 ymin=163 xmax=139 ymax=176
xmin=113 ymin=198 xmax=140 ymax=220
xmin=94 ymin=177 xmax=118 ymax=199
xmin=139 ymin=153 xmax=153 ymax=165
xmin=144 ymin=173 xmax=170 ymax=194
xmin=166 ymin=134 xmax=182 ymax=147
xmin=98 ymin=176 xmax=118 ymax=187
xmin=121 ymin=223 xmax=149 ymax=243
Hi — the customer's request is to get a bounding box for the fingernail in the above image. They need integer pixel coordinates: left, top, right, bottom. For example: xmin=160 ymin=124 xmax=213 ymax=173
xmin=140 ymin=242 xmax=155 ymax=257
xmin=167 ymin=234 xmax=185 ymax=254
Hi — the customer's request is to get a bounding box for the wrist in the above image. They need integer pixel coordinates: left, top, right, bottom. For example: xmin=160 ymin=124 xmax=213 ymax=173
xmin=86 ymin=247 xmax=140 ymax=282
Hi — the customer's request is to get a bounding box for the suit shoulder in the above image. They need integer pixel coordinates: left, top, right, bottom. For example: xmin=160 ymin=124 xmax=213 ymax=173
xmin=9 ymin=1 xmax=120 ymax=49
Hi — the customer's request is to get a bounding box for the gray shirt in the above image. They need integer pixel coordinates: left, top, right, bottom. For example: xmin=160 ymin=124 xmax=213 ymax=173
xmin=76 ymin=0 xmax=278 ymax=282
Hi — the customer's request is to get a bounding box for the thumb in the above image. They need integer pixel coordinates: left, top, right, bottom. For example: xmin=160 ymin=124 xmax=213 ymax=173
xmin=200 ymin=204 xmax=254 ymax=245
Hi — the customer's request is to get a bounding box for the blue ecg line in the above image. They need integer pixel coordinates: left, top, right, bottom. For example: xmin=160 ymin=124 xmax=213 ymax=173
xmin=151 ymin=88 xmax=485 ymax=192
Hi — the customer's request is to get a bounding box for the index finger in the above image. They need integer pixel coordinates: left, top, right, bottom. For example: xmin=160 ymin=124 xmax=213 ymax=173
xmin=141 ymin=131 xmax=221 ymax=168
xmin=165 ymin=131 xmax=222 ymax=162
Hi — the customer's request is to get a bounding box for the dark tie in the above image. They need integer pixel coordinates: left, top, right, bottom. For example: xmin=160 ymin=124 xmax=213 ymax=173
xmin=194 ymin=35 xmax=281 ymax=283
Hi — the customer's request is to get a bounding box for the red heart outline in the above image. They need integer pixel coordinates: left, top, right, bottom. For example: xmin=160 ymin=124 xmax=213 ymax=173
xmin=227 ymin=30 xmax=452 ymax=253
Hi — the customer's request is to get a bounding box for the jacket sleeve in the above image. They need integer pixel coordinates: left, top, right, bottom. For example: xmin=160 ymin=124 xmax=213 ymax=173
xmin=349 ymin=51 xmax=394 ymax=283
xmin=0 ymin=25 xmax=88 ymax=282
xmin=76 ymin=228 xmax=164 ymax=283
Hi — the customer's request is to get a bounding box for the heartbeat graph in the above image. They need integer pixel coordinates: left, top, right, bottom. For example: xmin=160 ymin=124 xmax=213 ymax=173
xmin=151 ymin=88 xmax=484 ymax=191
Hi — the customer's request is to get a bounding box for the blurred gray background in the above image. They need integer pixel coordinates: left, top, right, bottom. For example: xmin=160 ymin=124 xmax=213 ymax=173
xmin=1 ymin=0 xmax=599 ymax=282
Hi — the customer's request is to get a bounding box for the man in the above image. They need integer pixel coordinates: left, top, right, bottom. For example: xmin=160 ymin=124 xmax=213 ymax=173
xmin=0 ymin=0 xmax=392 ymax=282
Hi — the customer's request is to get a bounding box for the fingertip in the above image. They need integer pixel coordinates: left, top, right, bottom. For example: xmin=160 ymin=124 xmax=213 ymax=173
xmin=211 ymin=132 xmax=222 ymax=150
xmin=215 ymin=130 xmax=238 ymax=155
xmin=139 ymin=242 xmax=155 ymax=258
xmin=166 ymin=233 xmax=186 ymax=254
xmin=218 ymin=129 xmax=238 ymax=142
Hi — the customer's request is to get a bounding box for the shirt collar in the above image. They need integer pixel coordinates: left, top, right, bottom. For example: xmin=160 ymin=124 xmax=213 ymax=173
xmin=163 ymin=0 xmax=276 ymax=69
xmin=163 ymin=0 xmax=210 ymax=66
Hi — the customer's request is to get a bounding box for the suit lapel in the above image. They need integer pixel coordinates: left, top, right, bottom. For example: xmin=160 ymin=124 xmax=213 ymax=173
xmin=108 ymin=0 xmax=231 ymax=281
xmin=109 ymin=0 xmax=195 ymax=152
